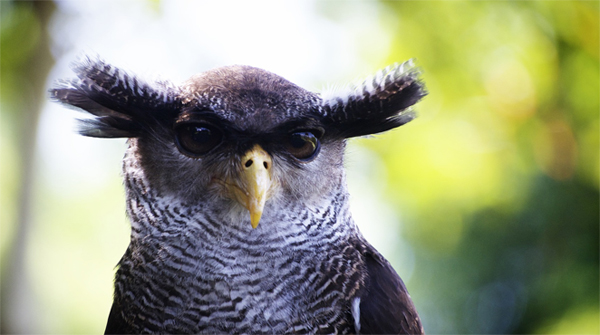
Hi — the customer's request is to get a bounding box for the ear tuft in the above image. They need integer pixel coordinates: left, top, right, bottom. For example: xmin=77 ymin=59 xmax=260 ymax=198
xmin=49 ymin=57 xmax=182 ymax=138
xmin=319 ymin=60 xmax=426 ymax=139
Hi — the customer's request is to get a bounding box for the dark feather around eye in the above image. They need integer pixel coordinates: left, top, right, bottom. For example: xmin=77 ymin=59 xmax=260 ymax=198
xmin=286 ymin=131 xmax=320 ymax=161
xmin=175 ymin=123 xmax=223 ymax=157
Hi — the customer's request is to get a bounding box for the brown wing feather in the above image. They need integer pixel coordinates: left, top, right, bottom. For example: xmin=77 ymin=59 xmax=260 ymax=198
xmin=105 ymin=301 xmax=135 ymax=335
xmin=358 ymin=248 xmax=424 ymax=335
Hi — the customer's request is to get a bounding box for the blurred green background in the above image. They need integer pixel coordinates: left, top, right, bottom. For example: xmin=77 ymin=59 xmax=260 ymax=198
xmin=1 ymin=1 xmax=598 ymax=333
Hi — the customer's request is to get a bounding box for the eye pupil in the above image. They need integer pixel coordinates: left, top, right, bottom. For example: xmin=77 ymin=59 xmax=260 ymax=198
xmin=175 ymin=123 xmax=222 ymax=157
xmin=290 ymin=134 xmax=309 ymax=149
xmin=191 ymin=127 xmax=211 ymax=142
xmin=286 ymin=131 xmax=320 ymax=161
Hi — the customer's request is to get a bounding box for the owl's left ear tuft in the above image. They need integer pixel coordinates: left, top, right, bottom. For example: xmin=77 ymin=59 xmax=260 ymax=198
xmin=50 ymin=57 xmax=182 ymax=138
xmin=319 ymin=60 xmax=427 ymax=139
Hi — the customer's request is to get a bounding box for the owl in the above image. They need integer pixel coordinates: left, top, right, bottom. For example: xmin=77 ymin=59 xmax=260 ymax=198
xmin=51 ymin=58 xmax=426 ymax=334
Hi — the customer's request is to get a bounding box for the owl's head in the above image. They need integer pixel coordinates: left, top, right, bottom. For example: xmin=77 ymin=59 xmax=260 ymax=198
xmin=51 ymin=58 xmax=426 ymax=228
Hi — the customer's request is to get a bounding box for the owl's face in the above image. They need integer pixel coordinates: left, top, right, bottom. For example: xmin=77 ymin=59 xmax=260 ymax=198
xmin=133 ymin=66 xmax=346 ymax=227
xmin=51 ymin=59 xmax=425 ymax=228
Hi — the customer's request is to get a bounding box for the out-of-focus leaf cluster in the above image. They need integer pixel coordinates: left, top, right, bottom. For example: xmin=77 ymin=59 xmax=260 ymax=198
xmin=348 ymin=1 xmax=598 ymax=333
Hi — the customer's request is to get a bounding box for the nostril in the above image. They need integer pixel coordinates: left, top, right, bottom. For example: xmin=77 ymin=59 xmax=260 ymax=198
xmin=263 ymin=161 xmax=269 ymax=169
xmin=245 ymin=159 xmax=253 ymax=168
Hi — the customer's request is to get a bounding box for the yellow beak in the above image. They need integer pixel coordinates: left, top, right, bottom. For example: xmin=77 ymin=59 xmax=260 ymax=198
xmin=228 ymin=144 xmax=273 ymax=228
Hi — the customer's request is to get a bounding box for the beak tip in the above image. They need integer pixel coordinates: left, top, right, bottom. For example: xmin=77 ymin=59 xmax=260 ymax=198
xmin=250 ymin=213 xmax=261 ymax=229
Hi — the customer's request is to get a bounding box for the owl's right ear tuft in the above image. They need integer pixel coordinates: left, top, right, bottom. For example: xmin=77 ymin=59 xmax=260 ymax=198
xmin=49 ymin=57 xmax=182 ymax=138
xmin=318 ymin=60 xmax=427 ymax=139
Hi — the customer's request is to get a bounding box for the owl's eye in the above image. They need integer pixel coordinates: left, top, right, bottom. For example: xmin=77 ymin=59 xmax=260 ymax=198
xmin=175 ymin=123 xmax=223 ymax=157
xmin=286 ymin=131 xmax=320 ymax=161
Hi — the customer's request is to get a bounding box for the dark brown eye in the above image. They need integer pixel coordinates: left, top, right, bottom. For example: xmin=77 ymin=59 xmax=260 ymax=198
xmin=286 ymin=131 xmax=320 ymax=161
xmin=175 ymin=123 xmax=223 ymax=157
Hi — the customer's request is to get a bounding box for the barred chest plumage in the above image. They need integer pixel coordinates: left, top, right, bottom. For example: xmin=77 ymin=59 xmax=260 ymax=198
xmin=114 ymin=140 xmax=365 ymax=334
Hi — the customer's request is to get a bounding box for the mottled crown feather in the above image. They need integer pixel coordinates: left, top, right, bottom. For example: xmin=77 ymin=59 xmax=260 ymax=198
xmin=318 ymin=60 xmax=426 ymax=139
xmin=50 ymin=57 xmax=182 ymax=138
